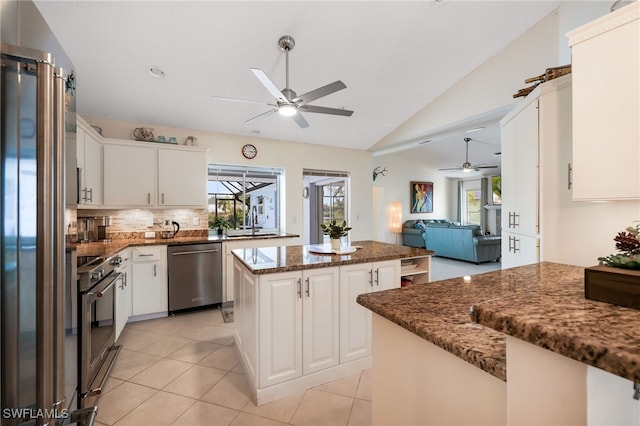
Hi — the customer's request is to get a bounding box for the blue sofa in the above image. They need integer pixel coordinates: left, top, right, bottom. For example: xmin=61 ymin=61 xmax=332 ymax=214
xmin=401 ymin=219 xmax=451 ymax=248
xmin=422 ymin=223 xmax=501 ymax=264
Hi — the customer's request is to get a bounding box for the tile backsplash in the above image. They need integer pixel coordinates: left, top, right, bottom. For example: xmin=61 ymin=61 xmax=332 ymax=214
xmin=78 ymin=208 xmax=209 ymax=235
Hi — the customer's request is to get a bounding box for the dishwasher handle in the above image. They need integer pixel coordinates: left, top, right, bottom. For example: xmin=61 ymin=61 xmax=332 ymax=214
xmin=171 ymin=248 xmax=220 ymax=256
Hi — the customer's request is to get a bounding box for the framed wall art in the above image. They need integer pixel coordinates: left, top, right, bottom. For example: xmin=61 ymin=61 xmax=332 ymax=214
xmin=410 ymin=181 xmax=433 ymax=213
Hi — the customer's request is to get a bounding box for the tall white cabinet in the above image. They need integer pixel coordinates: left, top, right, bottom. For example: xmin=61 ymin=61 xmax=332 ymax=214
xmin=500 ymin=75 xmax=573 ymax=268
xmin=567 ymin=2 xmax=639 ymax=201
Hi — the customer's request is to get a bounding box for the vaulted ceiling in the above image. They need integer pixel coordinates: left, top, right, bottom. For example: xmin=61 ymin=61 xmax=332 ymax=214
xmin=35 ymin=1 xmax=563 ymax=174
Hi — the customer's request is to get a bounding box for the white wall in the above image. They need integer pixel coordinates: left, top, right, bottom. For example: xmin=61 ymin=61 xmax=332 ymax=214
xmin=372 ymin=2 xmax=611 ymax=239
xmin=84 ymin=116 xmax=374 ymax=241
xmin=373 ymin=150 xmax=453 ymax=244
xmin=371 ymin=2 xmax=610 ymax=152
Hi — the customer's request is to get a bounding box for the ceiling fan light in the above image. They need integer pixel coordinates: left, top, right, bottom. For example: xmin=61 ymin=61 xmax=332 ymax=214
xmin=462 ymin=168 xmax=472 ymax=173
xmin=278 ymin=104 xmax=297 ymax=116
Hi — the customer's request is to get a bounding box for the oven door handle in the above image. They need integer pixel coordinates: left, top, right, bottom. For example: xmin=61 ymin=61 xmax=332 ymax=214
xmin=87 ymin=272 xmax=122 ymax=300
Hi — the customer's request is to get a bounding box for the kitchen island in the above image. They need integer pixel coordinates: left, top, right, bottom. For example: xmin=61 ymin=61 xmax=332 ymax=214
xmin=357 ymin=262 xmax=640 ymax=425
xmin=231 ymin=240 xmax=433 ymax=405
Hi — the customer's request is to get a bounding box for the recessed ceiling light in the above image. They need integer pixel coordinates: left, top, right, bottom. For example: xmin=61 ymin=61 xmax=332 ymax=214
xmin=147 ymin=66 xmax=165 ymax=79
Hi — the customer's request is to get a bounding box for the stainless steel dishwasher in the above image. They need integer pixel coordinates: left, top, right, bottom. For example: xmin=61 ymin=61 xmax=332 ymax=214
xmin=167 ymin=242 xmax=222 ymax=313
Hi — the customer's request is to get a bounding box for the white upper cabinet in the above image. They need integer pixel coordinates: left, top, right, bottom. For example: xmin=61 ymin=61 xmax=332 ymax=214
xmin=158 ymin=149 xmax=207 ymax=207
xmin=103 ymin=144 xmax=156 ymax=206
xmin=76 ymin=117 xmax=102 ymax=206
xmin=567 ymin=2 xmax=640 ymax=200
xmin=102 ymin=139 xmax=207 ymax=208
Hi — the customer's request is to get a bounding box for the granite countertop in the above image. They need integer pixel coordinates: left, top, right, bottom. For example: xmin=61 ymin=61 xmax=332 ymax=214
xmin=357 ymin=265 xmax=513 ymax=381
xmin=357 ymin=261 xmax=640 ymax=384
xmin=470 ymin=262 xmax=640 ymax=383
xmin=70 ymin=233 xmax=299 ymax=258
xmin=231 ymin=240 xmax=434 ymax=275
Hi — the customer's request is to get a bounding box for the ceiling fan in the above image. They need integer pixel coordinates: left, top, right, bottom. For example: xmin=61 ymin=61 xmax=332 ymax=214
xmin=211 ymin=35 xmax=353 ymax=128
xmin=439 ymin=137 xmax=499 ymax=173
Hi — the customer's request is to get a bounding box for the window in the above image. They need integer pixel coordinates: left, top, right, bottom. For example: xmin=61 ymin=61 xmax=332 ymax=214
xmin=465 ymin=189 xmax=482 ymax=225
xmin=491 ymin=176 xmax=502 ymax=205
xmin=207 ymin=164 xmax=283 ymax=234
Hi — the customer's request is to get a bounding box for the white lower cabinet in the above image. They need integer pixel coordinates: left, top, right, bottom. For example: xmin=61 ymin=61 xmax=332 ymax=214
xmin=131 ymin=245 xmax=168 ymax=316
xmin=114 ymin=248 xmax=131 ymax=340
xmin=234 ymin=258 xmax=399 ymax=404
xmin=339 ymin=260 xmax=400 ymax=363
xmin=258 ymin=267 xmax=339 ymax=388
xmin=233 ymin=260 xmax=257 ymax=378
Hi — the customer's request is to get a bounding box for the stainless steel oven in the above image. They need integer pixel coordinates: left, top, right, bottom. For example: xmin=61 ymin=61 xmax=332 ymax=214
xmin=77 ymin=254 xmax=122 ymax=407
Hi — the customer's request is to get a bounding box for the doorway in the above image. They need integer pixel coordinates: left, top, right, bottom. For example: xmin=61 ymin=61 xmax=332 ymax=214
xmin=302 ymin=169 xmax=350 ymax=245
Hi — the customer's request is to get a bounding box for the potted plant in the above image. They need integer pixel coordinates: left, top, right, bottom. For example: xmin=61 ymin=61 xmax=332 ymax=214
xmin=321 ymin=220 xmax=352 ymax=251
xmin=211 ymin=217 xmax=231 ymax=236
xmin=597 ymin=222 xmax=640 ymax=269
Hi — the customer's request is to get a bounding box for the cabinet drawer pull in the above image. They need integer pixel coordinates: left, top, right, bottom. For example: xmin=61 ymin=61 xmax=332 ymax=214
xmin=375 ymin=268 xmax=379 ymax=286
xmin=161 ymin=192 xmax=165 ymax=204
xmin=368 ymin=269 xmax=373 ymax=287
xmin=147 ymin=192 xmax=151 ymax=204
xmin=297 ymin=278 xmax=302 ymax=299
xmin=305 ymin=277 xmax=310 ymax=298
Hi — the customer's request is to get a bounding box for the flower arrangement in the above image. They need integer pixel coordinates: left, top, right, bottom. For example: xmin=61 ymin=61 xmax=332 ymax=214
xmin=598 ymin=222 xmax=640 ymax=269
xmin=320 ymin=220 xmax=351 ymax=240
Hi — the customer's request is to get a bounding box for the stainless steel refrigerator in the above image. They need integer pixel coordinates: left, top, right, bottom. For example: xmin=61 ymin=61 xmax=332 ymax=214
xmin=1 ymin=1 xmax=92 ymax=424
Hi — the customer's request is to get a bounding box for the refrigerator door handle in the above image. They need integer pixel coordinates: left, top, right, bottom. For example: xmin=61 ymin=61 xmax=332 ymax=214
xmin=53 ymin=67 xmax=67 ymax=410
xmin=35 ymin=58 xmax=57 ymax=420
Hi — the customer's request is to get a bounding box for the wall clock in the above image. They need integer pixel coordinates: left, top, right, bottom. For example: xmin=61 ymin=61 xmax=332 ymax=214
xmin=242 ymin=144 xmax=257 ymax=159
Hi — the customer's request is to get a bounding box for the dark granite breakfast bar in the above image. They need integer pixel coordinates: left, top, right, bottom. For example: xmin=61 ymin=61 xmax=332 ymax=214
xmin=356 ymin=261 xmax=640 ymax=425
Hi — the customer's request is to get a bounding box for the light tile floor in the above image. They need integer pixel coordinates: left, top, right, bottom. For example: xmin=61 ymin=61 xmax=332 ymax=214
xmin=95 ymin=309 xmax=372 ymax=426
xmin=96 ymin=258 xmax=498 ymax=426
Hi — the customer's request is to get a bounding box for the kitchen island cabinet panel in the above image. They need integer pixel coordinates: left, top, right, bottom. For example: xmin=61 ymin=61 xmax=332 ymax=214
xmin=302 ymin=267 xmax=340 ymax=375
xmin=339 ymin=260 xmax=400 ymax=363
xmin=258 ymin=271 xmax=303 ymax=387
xmin=232 ymin=241 xmax=430 ymax=405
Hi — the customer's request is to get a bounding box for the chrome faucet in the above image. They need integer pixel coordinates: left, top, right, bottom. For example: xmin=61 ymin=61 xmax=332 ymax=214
xmin=251 ymin=205 xmax=258 ymax=235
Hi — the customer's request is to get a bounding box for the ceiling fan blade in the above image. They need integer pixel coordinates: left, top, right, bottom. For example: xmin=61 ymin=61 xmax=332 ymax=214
xmin=299 ymin=105 xmax=353 ymax=117
xmin=250 ymin=68 xmax=286 ymax=101
xmin=211 ymin=95 xmax=273 ymax=106
xmin=474 ymin=165 xmax=499 ymax=169
xmin=244 ymin=108 xmax=277 ymax=123
xmin=438 ymin=167 xmax=464 ymax=171
xmin=291 ymin=112 xmax=310 ymax=129
xmin=293 ymin=80 xmax=346 ymax=105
